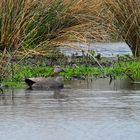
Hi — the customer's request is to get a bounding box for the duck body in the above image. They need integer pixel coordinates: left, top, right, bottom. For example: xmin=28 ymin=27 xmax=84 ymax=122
xmin=25 ymin=66 xmax=64 ymax=90
xmin=25 ymin=76 xmax=64 ymax=90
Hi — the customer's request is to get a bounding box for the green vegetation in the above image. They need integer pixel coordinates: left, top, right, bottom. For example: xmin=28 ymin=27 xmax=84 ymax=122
xmin=1 ymin=59 xmax=139 ymax=88
xmin=0 ymin=0 xmax=109 ymax=81
xmin=0 ymin=0 xmax=140 ymax=84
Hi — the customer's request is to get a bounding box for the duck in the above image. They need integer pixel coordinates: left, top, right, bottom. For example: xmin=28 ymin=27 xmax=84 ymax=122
xmin=25 ymin=65 xmax=64 ymax=90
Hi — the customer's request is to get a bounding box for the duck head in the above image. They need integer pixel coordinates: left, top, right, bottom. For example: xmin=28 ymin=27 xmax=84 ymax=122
xmin=52 ymin=65 xmax=64 ymax=76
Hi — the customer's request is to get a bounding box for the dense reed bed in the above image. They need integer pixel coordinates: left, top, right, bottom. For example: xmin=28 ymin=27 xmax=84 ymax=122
xmin=0 ymin=0 xmax=140 ymax=82
xmin=0 ymin=0 xmax=109 ymax=52
xmin=0 ymin=0 xmax=109 ymax=81
xmin=104 ymin=0 xmax=140 ymax=57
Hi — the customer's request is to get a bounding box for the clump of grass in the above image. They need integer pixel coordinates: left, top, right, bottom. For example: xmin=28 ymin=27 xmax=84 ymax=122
xmin=0 ymin=0 xmax=110 ymax=53
xmin=103 ymin=0 xmax=140 ymax=57
xmin=2 ymin=59 xmax=139 ymax=84
xmin=0 ymin=0 xmax=112 ymax=81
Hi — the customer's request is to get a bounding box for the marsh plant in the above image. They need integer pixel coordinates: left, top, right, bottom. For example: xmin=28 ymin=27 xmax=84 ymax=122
xmin=104 ymin=0 xmax=140 ymax=57
xmin=3 ymin=59 xmax=139 ymax=84
xmin=0 ymin=0 xmax=111 ymax=80
xmin=0 ymin=0 xmax=110 ymax=52
xmin=1 ymin=0 xmax=140 ymax=82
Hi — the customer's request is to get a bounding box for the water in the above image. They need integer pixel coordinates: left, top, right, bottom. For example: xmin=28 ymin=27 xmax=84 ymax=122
xmin=0 ymin=78 xmax=140 ymax=140
xmin=59 ymin=42 xmax=132 ymax=57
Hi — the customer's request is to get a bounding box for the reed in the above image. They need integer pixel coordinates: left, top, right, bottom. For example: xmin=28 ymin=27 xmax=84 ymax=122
xmin=0 ymin=0 xmax=109 ymax=53
xmin=0 ymin=0 xmax=110 ymax=80
xmin=104 ymin=0 xmax=140 ymax=57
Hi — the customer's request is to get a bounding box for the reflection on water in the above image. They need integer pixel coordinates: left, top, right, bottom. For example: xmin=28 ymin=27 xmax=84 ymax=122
xmin=0 ymin=78 xmax=140 ymax=140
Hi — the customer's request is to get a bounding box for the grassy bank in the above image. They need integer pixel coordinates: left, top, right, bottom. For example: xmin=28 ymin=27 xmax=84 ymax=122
xmin=1 ymin=59 xmax=140 ymax=88
xmin=1 ymin=0 xmax=140 ymax=85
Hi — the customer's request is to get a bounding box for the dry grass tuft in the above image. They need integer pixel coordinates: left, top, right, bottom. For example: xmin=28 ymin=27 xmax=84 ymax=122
xmin=103 ymin=0 xmax=140 ymax=57
xmin=0 ymin=0 xmax=111 ymax=80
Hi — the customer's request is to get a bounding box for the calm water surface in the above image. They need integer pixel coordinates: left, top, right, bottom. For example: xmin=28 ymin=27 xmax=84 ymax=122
xmin=0 ymin=78 xmax=140 ymax=140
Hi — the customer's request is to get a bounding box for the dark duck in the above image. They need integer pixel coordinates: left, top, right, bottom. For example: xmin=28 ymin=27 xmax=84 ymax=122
xmin=25 ymin=66 xmax=64 ymax=90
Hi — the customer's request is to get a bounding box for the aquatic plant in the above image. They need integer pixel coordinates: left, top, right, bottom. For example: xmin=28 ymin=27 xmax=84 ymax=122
xmin=103 ymin=0 xmax=140 ymax=57
xmin=2 ymin=58 xmax=139 ymax=83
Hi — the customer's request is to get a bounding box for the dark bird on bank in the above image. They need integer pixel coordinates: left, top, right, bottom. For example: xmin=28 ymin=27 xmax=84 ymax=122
xmin=24 ymin=66 xmax=64 ymax=90
xmin=0 ymin=84 xmax=8 ymax=94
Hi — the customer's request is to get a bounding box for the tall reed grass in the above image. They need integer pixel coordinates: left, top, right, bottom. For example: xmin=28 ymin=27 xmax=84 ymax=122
xmin=0 ymin=0 xmax=109 ymax=81
xmin=0 ymin=0 xmax=108 ymax=53
xmin=104 ymin=0 xmax=140 ymax=57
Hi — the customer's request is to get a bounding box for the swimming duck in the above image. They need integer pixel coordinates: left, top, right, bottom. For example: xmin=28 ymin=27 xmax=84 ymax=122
xmin=25 ymin=66 xmax=64 ymax=90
